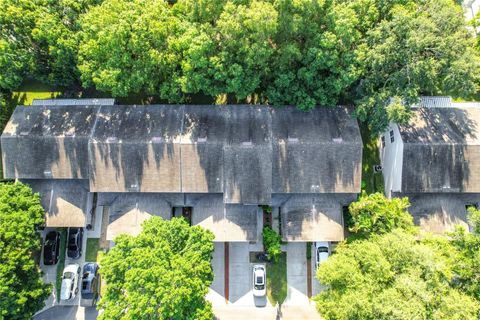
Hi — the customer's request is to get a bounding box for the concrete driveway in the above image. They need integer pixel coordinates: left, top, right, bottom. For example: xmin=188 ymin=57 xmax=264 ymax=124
xmin=33 ymin=306 xmax=98 ymax=320
xmin=284 ymin=242 xmax=309 ymax=306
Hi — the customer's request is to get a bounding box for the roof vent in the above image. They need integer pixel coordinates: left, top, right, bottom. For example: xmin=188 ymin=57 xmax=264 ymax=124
xmin=43 ymin=170 xmax=52 ymax=178
xmin=64 ymin=132 xmax=74 ymax=137
xmin=128 ymin=183 xmax=139 ymax=192
xmin=106 ymin=137 xmax=118 ymax=143
xmin=242 ymin=141 xmax=253 ymax=146
xmin=151 ymin=137 xmax=163 ymax=143
xmin=288 ymin=137 xmax=299 ymax=143
xmin=19 ymin=131 xmax=29 ymax=136
xmin=332 ymin=137 xmax=343 ymax=143
xmin=197 ymin=137 xmax=207 ymax=143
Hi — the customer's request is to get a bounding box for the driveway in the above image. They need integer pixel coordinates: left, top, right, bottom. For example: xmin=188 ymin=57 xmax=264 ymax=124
xmin=284 ymin=243 xmax=309 ymax=306
xmin=33 ymin=306 xmax=98 ymax=320
xmin=207 ymin=242 xmax=225 ymax=306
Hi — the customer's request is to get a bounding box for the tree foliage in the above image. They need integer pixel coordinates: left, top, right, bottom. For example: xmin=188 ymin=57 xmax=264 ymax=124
xmin=352 ymin=0 xmax=480 ymax=134
xmin=449 ymin=207 xmax=480 ymax=300
xmin=1 ymin=0 xmax=478 ymax=132
xmin=0 ymin=182 xmax=51 ymax=320
xmin=314 ymin=230 xmax=480 ymax=320
xmin=98 ymin=217 xmax=215 ymax=320
xmin=348 ymin=192 xmax=415 ymax=237
xmin=0 ymin=0 xmax=98 ymax=90
xmin=262 ymin=226 xmax=282 ymax=262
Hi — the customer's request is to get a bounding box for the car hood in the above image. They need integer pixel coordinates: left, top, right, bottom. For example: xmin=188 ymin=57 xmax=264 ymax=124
xmin=61 ymin=279 xmax=72 ymax=300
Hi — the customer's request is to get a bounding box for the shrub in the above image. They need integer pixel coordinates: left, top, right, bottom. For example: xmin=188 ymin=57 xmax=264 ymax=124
xmin=263 ymin=226 xmax=282 ymax=262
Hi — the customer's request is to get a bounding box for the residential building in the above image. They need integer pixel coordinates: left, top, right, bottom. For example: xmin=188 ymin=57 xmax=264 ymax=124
xmin=380 ymin=96 xmax=479 ymax=234
xmin=2 ymin=103 xmax=363 ymax=244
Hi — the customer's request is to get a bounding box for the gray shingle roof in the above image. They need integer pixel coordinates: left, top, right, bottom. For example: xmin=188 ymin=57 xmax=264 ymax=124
xmin=2 ymin=104 xmax=363 ymax=203
xmin=399 ymin=106 xmax=480 ymax=193
xmin=1 ymin=105 xmax=98 ymax=179
xmin=272 ymin=107 xmax=362 ymax=193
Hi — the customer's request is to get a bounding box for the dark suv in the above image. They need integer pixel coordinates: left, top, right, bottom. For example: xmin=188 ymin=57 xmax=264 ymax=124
xmin=67 ymin=227 xmax=84 ymax=259
xmin=43 ymin=231 xmax=60 ymax=265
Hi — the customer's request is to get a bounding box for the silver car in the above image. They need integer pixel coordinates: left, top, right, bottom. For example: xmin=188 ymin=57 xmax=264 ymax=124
xmin=252 ymin=265 xmax=266 ymax=297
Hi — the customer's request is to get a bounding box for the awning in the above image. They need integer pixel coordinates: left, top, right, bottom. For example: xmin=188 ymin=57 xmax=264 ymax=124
xmin=24 ymin=180 xmax=89 ymax=227
xmin=192 ymin=195 xmax=258 ymax=242
xmin=106 ymin=194 xmax=172 ymax=241
xmin=281 ymin=195 xmax=344 ymax=242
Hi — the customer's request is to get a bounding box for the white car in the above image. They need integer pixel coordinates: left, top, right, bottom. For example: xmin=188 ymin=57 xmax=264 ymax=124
xmin=315 ymin=242 xmax=329 ymax=269
xmin=252 ymin=265 xmax=266 ymax=297
xmin=60 ymin=264 xmax=81 ymax=301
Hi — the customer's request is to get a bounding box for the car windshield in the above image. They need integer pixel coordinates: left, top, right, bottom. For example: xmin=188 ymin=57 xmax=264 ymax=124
xmin=68 ymin=238 xmax=77 ymax=250
xmin=317 ymin=247 xmax=328 ymax=253
xmin=254 ymin=283 xmax=265 ymax=290
xmin=63 ymin=272 xmax=74 ymax=279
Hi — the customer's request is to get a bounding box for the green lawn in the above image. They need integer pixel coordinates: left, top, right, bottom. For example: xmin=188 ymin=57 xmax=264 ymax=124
xmin=360 ymin=123 xmax=384 ymax=194
xmin=55 ymin=228 xmax=67 ymax=302
xmin=266 ymin=253 xmax=287 ymax=306
xmin=85 ymin=238 xmax=100 ymax=262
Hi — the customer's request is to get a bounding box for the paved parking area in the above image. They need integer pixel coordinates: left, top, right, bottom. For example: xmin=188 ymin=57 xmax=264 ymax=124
xmin=285 ymin=243 xmax=309 ymax=306
xmin=207 ymin=242 xmax=225 ymax=306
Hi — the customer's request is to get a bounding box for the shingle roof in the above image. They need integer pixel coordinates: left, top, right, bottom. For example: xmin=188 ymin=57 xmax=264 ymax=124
xmin=406 ymin=193 xmax=471 ymax=234
xmin=3 ymin=104 xmax=363 ymax=203
xmin=399 ymin=106 xmax=480 ymax=193
xmin=24 ymin=179 xmax=89 ymax=227
xmin=271 ymin=107 xmax=362 ymax=193
xmin=1 ymin=105 xmax=98 ymax=179
xmin=280 ymin=194 xmax=345 ymax=241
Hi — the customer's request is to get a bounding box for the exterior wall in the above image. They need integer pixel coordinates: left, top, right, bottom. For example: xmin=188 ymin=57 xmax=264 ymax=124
xmin=464 ymin=0 xmax=480 ymax=22
xmin=380 ymin=123 xmax=404 ymax=197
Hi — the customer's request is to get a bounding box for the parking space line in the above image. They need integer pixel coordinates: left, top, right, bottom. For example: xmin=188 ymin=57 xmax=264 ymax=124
xmin=225 ymin=242 xmax=229 ymax=303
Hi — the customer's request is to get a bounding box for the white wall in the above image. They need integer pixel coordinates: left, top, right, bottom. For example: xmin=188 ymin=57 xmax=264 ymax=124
xmin=464 ymin=0 xmax=480 ymax=21
xmin=380 ymin=123 xmax=404 ymax=197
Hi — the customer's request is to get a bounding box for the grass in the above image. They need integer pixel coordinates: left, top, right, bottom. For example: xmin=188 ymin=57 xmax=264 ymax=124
xmin=85 ymin=238 xmax=100 ymax=262
xmin=97 ymin=250 xmax=107 ymax=297
xmin=360 ymin=123 xmax=384 ymax=194
xmin=12 ymin=79 xmax=61 ymax=105
xmin=266 ymin=253 xmax=287 ymax=306
xmin=55 ymin=228 xmax=67 ymax=302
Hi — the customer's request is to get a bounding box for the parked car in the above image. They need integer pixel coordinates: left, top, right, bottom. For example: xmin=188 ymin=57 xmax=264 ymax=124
xmin=252 ymin=265 xmax=266 ymax=297
xmin=315 ymin=241 xmax=329 ymax=268
xmin=43 ymin=231 xmax=60 ymax=265
xmin=60 ymin=264 xmax=81 ymax=301
xmin=67 ymin=227 xmax=84 ymax=259
xmin=81 ymin=263 xmax=100 ymax=306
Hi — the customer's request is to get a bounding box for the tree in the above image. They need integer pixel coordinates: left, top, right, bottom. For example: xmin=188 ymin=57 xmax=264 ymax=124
xmin=348 ymin=192 xmax=415 ymax=237
xmin=353 ymin=0 xmax=480 ymax=135
xmin=98 ymin=217 xmax=215 ymax=320
xmin=0 ymin=0 xmax=98 ymax=89
xmin=0 ymin=0 xmax=37 ymax=90
xmin=265 ymin=0 xmax=359 ymax=110
xmin=0 ymin=182 xmax=51 ymax=320
xmin=78 ymin=0 xmax=186 ymax=99
xmin=262 ymin=226 xmax=282 ymax=262
xmin=449 ymin=207 xmax=480 ymax=300
xmin=314 ymin=230 xmax=480 ymax=320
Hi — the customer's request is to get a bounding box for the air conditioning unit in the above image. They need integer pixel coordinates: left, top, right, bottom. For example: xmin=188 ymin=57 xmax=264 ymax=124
xmin=374 ymin=165 xmax=383 ymax=173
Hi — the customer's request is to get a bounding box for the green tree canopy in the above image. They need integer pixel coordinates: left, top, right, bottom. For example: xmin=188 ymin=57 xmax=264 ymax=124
xmin=98 ymin=217 xmax=215 ymax=320
xmin=348 ymin=192 xmax=415 ymax=237
xmin=0 ymin=0 xmax=98 ymax=90
xmin=314 ymin=230 xmax=480 ymax=320
xmin=449 ymin=207 xmax=480 ymax=300
xmin=0 ymin=182 xmax=51 ymax=320
xmin=353 ymin=0 xmax=480 ymax=134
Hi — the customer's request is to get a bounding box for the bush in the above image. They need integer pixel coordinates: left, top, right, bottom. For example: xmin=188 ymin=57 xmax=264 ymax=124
xmin=262 ymin=226 xmax=282 ymax=262
xmin=348 ymin=192 xmax=416 ymax=238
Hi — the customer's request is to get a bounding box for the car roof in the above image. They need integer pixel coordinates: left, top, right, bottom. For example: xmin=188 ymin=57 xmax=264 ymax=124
xmin=61 ymin=279 xmax=72 ymax=300
xmin=64 ymin=264 xmax=79 ymax=273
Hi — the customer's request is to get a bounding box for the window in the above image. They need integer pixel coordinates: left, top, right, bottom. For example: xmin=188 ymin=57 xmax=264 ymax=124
xmin=389 ymin=130 xmax=394 ymax=143
xmin=381 ymin=136 xmax=385 ymax=148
